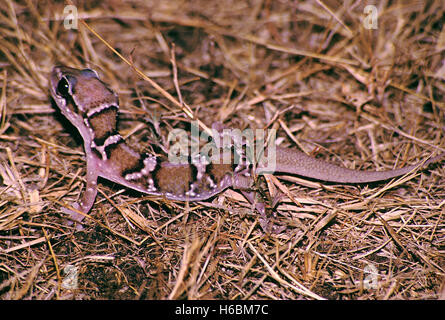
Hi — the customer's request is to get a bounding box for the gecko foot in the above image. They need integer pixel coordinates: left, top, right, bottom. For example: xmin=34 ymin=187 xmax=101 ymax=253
xmin=241 ymin=191 xmax=286 ymax=234
xmin=61 ymin=203 xmax=86 ymax=231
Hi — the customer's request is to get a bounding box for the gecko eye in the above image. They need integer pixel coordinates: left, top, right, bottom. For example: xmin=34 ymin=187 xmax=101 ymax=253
xmin=56 ymin=76 xmax=76 ymax=98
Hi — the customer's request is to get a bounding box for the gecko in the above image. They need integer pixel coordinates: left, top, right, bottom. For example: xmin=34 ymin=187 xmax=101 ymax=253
xmin=49 ymin=66 xmax=445 ymax=227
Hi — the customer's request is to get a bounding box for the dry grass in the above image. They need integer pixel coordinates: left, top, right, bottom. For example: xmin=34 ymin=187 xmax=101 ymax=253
xmin=0 ymin=0 xmax=444 ymax=300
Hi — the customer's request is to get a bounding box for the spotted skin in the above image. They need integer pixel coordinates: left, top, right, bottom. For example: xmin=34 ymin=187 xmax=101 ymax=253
xmin=50 ymin=66 xmax=445 ymax=227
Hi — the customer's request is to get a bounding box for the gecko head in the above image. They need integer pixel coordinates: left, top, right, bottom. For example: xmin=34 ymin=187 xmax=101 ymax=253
xmin=50 ymin=66 xmax=119 ymax=142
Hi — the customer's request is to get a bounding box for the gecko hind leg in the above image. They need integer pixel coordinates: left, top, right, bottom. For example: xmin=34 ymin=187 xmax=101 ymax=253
xmin=240 ymin=190 xmax=286 ymax=234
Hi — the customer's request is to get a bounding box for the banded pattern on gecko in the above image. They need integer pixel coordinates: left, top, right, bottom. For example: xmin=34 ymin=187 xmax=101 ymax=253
xmin=50 ymin=66 xmax=445 ymax=227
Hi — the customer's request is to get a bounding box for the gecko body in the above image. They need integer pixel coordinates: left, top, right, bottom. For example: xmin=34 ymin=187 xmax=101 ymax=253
xmin=50 ymin=66 xmax=444 ymax=225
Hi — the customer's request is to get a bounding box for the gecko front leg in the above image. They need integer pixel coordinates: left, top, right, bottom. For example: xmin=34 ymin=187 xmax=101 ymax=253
xmin=62 ymin=152 xmax=99 ymax=228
